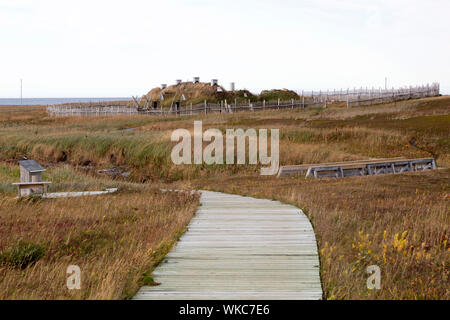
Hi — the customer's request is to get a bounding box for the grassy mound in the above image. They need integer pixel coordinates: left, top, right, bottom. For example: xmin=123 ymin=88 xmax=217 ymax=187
xmin=259 ymin=89 xmax=300 ymax=102
xmin=143 ymin=82 xmax=274 ymax=107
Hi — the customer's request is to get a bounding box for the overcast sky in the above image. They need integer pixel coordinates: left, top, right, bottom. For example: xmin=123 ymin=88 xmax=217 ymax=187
xmin=1 ymin=0 xmax=449 ymax=97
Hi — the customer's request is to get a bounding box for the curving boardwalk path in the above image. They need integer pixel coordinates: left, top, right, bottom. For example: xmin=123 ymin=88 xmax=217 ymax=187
xmin=134 ymin=190 xmax=322 ymax=300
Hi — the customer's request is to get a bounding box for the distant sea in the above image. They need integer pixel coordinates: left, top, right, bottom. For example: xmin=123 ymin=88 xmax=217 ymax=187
xmin=0 ymin=97 xmax=131 ymax=106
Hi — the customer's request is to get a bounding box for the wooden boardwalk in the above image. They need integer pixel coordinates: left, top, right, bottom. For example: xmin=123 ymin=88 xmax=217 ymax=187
xmin=277 ymin=157 xmax=437 ymax=178
xmin=133 ymin=190 xmax=322 ymax=300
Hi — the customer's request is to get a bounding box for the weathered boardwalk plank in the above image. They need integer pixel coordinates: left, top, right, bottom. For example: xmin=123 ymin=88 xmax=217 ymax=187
xmin=133 ymin=190 xmax=322 ymax=300
xmin=277 ymin=157 xmax=437 ymax=178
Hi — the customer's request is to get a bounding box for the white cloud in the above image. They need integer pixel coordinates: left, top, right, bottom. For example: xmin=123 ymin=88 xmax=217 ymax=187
xmin=0 ymin=0 xmax=448 ymax=97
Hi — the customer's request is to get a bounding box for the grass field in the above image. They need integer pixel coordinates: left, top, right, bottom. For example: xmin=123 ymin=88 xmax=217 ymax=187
xmin=186 ymin=170 xmax=449 ymax=299
xmin=0 ymin=96 xmax=448 ymax=299
xmin=0 ymin=164 xmax=199 ymax=299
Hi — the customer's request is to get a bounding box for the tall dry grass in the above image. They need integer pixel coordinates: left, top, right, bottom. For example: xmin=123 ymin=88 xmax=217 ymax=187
xmin=0 ymin=96 xmax=448 ymax=300
xmin=185 ymin=169 xmax=449 ymax=299
xmin=1 ymin=96 xmax=448 ymax=182
xmin=0 ymin=183 xmax=199 ymax=299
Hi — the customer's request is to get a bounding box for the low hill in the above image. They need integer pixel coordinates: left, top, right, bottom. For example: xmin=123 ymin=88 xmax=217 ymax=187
xmin=259 ymin=89 xmax=299 ymax=101
xmin=142 ymin=82 xmax=257 ymax=107
xmin=141 ymin=82 xmax=297 ymax=107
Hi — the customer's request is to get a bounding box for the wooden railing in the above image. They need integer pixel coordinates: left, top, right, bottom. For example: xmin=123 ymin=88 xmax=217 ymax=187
xmin=46 ymin=83 xmax=440 ymax=116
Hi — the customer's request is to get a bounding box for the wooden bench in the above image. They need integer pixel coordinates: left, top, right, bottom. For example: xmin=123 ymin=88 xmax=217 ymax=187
xmin=12 ymin=182 xmax=52 ymax=197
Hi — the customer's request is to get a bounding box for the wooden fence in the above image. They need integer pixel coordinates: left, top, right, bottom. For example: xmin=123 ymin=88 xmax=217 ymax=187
xmin=299 ymin=83 xmax=440 ymax=107
xmin=46 ymin=99 xmax=320 ymax=116
xmin=46 ymin=83 xmax=440 ymax=116
xmin=46 ymin=104 xmax=138 ymax=116
xmin=136 ymin=99 xmax=319 ymax=116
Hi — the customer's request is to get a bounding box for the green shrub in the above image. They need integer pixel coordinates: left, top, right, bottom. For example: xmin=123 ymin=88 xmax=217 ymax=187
xmin=60 ymin=229 xmax=114 ymax=257
xmin=141 ymin=273 xmax=158 ymax=286
xmin=0 ymin=241 xmax=46 ymax=269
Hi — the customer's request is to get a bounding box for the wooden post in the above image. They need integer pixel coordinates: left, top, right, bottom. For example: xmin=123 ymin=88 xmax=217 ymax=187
xmin=302 ymin=95 xmax=305 ymax=108
xmin=263 ymin=99 xmax=265 ymax=110
xmin=204 ymin=100 xmax=207 ymax=114
xmin=291 ymin=98 xmax=294 ymax=109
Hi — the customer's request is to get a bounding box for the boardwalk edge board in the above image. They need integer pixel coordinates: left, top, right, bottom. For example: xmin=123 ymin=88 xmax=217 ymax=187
xmin=133 ymin=191 xmax=322 ymax=300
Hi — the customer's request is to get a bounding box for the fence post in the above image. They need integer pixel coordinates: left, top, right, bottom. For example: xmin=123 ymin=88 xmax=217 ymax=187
xmin=302 ymin=95 xmax=305 ymax=108
xmin=291 ymin=98 xmax=294 ymax=109
xmin=263 ymin=99 xmax=265 ymax=110
xmin=204 ymin=100 xmax=207 ymax=114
